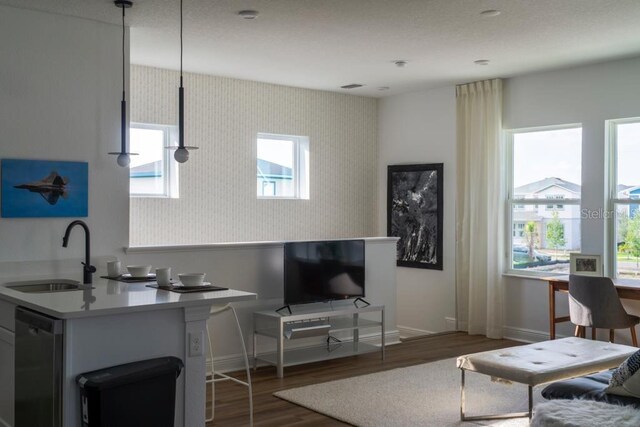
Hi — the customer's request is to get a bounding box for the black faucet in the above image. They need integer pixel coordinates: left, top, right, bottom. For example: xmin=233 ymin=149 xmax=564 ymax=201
xmin=62 ymin=220 xmax=96 ymax=285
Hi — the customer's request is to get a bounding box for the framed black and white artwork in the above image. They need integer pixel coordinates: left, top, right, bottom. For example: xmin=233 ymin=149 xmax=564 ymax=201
xmin=387 ymin=163 xmax=443 ymax=270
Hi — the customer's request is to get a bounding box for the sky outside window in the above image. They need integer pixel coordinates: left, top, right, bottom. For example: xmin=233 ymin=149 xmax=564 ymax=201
xmin=130 ymin=128 xmax=164 ymax=168
xmin=616 ymin=122 xmax=640 ymax=188
xmin=513 ymin=128 xmax=582 ymax=191
xmin=257 ymin=138 xmax=294 ymax=167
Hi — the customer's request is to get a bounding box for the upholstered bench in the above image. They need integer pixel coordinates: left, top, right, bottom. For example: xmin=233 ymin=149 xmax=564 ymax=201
xmin=456 ymin=337 xmax=637 ymax=421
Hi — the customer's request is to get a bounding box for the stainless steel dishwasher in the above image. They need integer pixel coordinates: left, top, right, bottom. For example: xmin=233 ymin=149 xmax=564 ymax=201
xmin=15 ymin=307 xmax=64 ymax=427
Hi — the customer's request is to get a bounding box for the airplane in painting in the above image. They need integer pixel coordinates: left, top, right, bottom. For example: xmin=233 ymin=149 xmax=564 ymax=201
xmin=14 ymin=171 xmax=69 ymax=205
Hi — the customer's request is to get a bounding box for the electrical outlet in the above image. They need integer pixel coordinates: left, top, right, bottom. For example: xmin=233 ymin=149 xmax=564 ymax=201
xmin=189 ymin=332 xmax=203 ymax=357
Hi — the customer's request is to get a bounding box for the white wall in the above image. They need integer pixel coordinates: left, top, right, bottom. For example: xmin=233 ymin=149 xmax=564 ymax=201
xmin=0 ymin=5 xmax=128 ymax=263
xmin=378 ymin=56 xmax=640 ymax=341
xmin=503 ymin=57 xmax=640 ymax=343
xmin=377 ymin=86 xmax=457 ymax=336
xmin=129 ymin=65 xmax=378 ymax=246
xmin=125 ymin=238 xmax=399 ymax=372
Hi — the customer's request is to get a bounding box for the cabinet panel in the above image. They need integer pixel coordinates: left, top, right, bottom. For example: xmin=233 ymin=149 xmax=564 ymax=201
xmin=0 ymin=301 xmax=15 ymax=332
xmin=0 ymin=326 xmax=15 ymax=427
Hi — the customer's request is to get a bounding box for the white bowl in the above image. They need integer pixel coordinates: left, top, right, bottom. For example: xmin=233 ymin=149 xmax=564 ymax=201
xmin=127 ymin=265 xmax=152 ymax=277
xmin=178 ymin=273 xmax=206 ymax=286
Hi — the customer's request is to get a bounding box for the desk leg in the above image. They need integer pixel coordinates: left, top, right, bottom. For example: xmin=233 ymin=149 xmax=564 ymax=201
xmin=548 ymin=283 xmax=556 ymax=340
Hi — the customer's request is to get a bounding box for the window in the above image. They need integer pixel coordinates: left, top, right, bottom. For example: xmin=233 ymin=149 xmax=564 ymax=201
xmin=513 ymin=222 xmax=525 ymax=238
xmin=607 ymin=118 xmax=640 ymax=279
xmin=256 ymin=133 xmax=309 ymax=199
xmin=545 ymin=195 xmax=565 ymax=211
xmin=507 ymin=125 xmax=582 ymax=274
xmin=129 ymin=123 xmax=179 ymax=198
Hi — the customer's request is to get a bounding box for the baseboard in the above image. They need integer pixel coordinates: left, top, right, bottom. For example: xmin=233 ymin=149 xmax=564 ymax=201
xmin=502 ymin=325 xmax=567 ymax=343
xmin=445 ymin=317 xmax=464 ymax=331
xmin=397 ymin=325 xmax=434 ymax=339
xmin=443 ymin=317 xmax=561 ymax=343
xmin=209 ymin=330 xmax=400 ymax=374
xmin=398 ymin=317 xmax=461 ymax=339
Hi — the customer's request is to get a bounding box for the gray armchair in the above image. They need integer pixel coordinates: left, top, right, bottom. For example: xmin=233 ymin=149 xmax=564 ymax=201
xmin=568 ymin=274 xmax=639 ymax=346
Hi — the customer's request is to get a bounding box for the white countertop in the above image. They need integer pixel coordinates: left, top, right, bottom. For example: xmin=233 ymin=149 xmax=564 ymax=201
xmin=0 ymin=276 xmax=257 ymax=319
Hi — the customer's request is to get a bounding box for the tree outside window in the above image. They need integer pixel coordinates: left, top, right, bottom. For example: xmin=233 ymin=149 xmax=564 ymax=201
xmin=546 ymin=210 xmax=566 ymax=260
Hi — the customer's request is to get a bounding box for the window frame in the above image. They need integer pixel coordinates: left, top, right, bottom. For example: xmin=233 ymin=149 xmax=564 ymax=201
xmin=505 ymin=123 xmax=582 ymax=277
xmin=129 ymin=122 xmax=179 ymax=199
xmin=256 ymin=132 xmax=310 ymax=200
xmin=606 ymin=117 xmax=640 ymax=279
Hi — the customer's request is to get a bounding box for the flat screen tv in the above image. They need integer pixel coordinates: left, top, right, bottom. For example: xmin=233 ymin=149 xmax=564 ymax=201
xmin=284 ymin=240 xmax=365 ymax=305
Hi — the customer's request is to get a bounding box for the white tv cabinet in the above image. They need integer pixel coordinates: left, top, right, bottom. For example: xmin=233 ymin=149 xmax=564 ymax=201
xmin=253 ymin=303 xmax=385 ymax=378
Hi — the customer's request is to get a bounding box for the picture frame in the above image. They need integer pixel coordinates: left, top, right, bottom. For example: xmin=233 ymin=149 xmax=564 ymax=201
xmin=387 ymin=163 xmax=443 ymax=270
xmin=1 ymin=159 xmax=88 ymax=218
xmin=569 ymin=253 xmax=602 ymax=277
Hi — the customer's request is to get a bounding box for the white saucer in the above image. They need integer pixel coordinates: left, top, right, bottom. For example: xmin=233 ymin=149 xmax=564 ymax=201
xmin=173 ymin=281 xmax=211 ymax=287
xmin=122 ymin=273 xmax=156 ymax=280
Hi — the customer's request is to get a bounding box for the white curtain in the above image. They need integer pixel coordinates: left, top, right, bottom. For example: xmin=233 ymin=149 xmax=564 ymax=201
xmin=455 ymin=79 xmax=504 ymax=339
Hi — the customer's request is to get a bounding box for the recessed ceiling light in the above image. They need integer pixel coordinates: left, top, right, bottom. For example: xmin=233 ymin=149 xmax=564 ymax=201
xmin=480 ymin=9 xmax=501 ymax=17
xmin=341 ymin=84 xmax=364 ymax=89
xmin=394 ymin=60 xmax=408 ymax=68
xmin=378 ymin=86 xmax=390 ymax=91
xmin=474 ymin=59 xmax=490 ymax=65
xmin=238 ymin=10 xmax=259 ymax=19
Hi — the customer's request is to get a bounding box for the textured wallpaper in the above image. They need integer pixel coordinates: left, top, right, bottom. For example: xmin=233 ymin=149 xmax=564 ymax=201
xmin=129 ymin=65 xmax=378 ymax=246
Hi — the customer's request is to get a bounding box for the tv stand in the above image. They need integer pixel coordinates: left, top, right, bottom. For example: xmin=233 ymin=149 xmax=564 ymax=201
xmin=275 ymin=304 xmax=292 ymax=316
xmin=253 ymin=304 xmax=385 ymax=378
xmin=353 ymin=297 xmax=370 ymax=308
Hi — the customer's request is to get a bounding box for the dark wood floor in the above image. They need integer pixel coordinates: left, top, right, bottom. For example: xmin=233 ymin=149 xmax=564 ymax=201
xmin=206 ymin=332 xmax=521 ymax=426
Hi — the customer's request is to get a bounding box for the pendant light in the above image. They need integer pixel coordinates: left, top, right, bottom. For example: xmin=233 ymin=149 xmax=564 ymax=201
xmin=109 ymin=0 xmax=138 ymax=167
xmin=166 ymin=0 xmax=198 ymax=163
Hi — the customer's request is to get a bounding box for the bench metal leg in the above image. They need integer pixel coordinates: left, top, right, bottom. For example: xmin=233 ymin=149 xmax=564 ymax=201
xmin=459 ymin=369 xmax=532 ymax=421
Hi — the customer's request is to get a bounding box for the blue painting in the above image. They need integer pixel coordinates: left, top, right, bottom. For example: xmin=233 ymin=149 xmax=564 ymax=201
xmin=1 ymin=159 xmax=88 ymax=218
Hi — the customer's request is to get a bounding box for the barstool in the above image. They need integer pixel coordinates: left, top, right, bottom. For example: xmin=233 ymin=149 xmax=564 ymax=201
xmin=205 ymin=304 xmax=253 ymax=425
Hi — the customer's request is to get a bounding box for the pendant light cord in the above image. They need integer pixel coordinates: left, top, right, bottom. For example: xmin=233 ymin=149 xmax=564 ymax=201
xmin=180 ymin=0 xmax=183 ymax=88
xmin=122 ymin=4 xmax=126 ymax=102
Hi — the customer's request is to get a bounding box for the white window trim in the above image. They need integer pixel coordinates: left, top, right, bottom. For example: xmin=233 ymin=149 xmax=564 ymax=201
xmin=605 ymin=117 xmax=640 ymax=279
xmin=256 ymin=132 xmax=309 ymax=200
xmin=505 ymin=123 xmax=582 ymax=277
xmin=130 ymin=122 xmax=179 ymax=199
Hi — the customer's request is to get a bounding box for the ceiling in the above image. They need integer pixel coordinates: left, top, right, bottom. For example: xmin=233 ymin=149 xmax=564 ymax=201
xmin=3 ymin=0 xmax=640 ymax=97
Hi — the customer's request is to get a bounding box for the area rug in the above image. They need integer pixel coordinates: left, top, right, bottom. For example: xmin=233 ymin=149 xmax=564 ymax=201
xmin=274 ymin=358 xmax=544 ymax=426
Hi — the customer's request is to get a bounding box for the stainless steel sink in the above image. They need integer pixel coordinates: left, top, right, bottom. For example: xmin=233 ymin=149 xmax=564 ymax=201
xmin=4 ymin=279 xmax=88 ymax=293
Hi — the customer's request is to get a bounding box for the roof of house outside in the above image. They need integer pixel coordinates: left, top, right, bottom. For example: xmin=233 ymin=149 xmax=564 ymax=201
xmin=514 ymin=179 xmax=640 ymax=199
xmin=619 ymin=185 xmax=640 ymax=195
xmin=514 ymin=177 xmax=580 ymax=195
xmin=257 ymin=159 xmax=293 ymax=180
xmin=130 ymin=160 xmax=162 ymax=178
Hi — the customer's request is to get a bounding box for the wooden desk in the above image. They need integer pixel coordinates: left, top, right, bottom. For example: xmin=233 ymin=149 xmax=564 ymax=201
xmin=545 ymin=275 xmax=640 ymax=339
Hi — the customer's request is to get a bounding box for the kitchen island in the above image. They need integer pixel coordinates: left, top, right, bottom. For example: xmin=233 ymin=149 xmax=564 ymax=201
xmin=0 ymin=276 xmax=256 ymax=427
